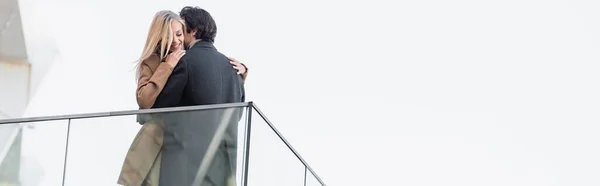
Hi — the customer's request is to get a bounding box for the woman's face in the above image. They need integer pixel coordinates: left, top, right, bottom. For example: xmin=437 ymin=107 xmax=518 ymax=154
xmin=169 ymin=22 xmax=184 ymax=52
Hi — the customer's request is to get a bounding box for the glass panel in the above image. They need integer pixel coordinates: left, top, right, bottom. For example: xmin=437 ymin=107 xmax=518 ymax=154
xmin=62 ymin=115 xmax=139 ymax=186
xmin=246 ymin=108 xmax=305 ymax=186
xmin=305 ymin=168 xmax=323 ymax=186
xmin=16 ymin=120 xmax=69 ymax=186
xmin=63 ymin=107 xmax=246 ymax=186
xmin=235 ymin=108 xmax=249 ymax=186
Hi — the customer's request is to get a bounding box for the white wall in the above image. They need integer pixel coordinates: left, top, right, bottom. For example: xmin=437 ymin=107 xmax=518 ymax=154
xmin=0 ymin=61 xmax=29 ymax=118
xmin=17 ymin=0 xmax=57 ymax=100
xmin=16 ymin=0 xmax=600 ymax=185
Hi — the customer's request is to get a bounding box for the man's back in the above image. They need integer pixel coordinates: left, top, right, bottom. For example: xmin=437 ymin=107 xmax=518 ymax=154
xmin=152 ymin=41 xmax=245 ymax=186
xmin=181 ymin=41 xmax=245 ymax=105
xmin=153 ymin=41 xmax=245 ymax=108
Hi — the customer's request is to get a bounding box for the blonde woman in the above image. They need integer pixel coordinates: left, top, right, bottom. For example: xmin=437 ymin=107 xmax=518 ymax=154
xmin=117 ymin=10 xmax=247 ymax=186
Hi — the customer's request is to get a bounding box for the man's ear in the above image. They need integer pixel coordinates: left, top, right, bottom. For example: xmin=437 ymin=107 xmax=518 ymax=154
xmin=190 ymin=28 xmax=197 ymax=37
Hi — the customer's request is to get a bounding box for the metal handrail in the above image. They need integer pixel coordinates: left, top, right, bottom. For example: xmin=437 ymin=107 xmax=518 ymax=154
xmin=0 ymin=102 xmax=250 ymax=125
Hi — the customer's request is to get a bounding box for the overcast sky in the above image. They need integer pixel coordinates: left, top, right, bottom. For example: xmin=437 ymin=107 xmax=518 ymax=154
xmin=14 ymin=0 xmax=600 ymax=185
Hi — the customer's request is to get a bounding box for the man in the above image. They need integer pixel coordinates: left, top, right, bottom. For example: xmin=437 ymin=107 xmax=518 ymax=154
xmin=152 ymin=6 xmax=245 ymax=186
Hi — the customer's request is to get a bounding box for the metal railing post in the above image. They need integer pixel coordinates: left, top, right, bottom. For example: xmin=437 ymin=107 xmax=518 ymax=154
xmin=241 ymin=102 xmax=253 ymax=186
xmin=61 ymin=119 xmax=72 ymax=186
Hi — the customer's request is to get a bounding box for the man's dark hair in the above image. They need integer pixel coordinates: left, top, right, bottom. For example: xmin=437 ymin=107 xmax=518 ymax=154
xmin=180 ymin=6 xmax=217 ymax=43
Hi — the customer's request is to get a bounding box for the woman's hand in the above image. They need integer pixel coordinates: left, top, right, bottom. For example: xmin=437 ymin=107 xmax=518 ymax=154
xmin=165 ymin=50 xmax=186 ymax=68
xmin=228 ymin=57 xmax=247 ymax=75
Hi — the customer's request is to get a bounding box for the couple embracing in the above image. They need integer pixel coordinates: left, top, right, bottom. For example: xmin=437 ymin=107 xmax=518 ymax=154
xmin=118 ymin=6 xmax=247 ymax=186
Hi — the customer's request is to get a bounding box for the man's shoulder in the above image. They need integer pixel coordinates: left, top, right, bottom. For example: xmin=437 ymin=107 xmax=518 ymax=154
xmin=183 ymin=48 xmax=228 ymax=64
xmin=181 ymin=47 xmax=207 ymax=60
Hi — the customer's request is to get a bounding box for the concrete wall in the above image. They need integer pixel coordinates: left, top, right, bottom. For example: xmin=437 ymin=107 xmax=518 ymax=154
xmin=16 ymin=0 xmax=60 ymax=100
xmin=0 ymin=61 xmax=29 ymax=118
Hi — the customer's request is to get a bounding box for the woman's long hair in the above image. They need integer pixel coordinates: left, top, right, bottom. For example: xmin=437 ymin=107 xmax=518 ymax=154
xmin=136 ymin=10 xmax=186 ymax=80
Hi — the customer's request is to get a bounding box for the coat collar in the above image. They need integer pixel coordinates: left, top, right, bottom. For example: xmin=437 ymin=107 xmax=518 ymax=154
xmin=189 ymin=40 xmax=215 ymax=49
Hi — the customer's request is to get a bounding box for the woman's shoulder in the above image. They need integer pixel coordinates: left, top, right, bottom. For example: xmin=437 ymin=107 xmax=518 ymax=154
xmin=141 ymin=54 xmax=161 ymax=69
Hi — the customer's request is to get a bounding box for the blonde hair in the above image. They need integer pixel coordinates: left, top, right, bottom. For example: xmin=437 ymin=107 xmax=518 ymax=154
xmin=136 ymin=10 xmax=186 ymax=80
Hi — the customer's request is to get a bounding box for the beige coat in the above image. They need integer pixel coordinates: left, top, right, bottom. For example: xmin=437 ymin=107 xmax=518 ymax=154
xmin=117 ymin=119 xmax=163 ymax=186
xmin=118 ymin=54 xmax=171 ymax=186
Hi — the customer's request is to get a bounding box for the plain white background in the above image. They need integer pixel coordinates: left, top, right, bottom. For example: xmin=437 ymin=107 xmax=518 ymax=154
xmin=14 ymin=0 xmax=600 ymax=185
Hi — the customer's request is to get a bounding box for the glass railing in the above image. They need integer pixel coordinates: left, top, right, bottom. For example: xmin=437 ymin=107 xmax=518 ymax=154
xmin=0 ymin=102 xmax=326 ymax=186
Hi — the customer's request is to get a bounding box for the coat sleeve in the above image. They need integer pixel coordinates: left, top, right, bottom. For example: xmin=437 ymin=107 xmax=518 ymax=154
xmin=152 ymin=58 xmax=189 ymax=108
xmin=136 ymin=57 xmax=174 ymax=109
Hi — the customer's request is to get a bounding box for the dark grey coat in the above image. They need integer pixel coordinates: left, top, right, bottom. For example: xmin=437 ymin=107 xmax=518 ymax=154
xmin=152 ymin=40 xmax=245 ymax=186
